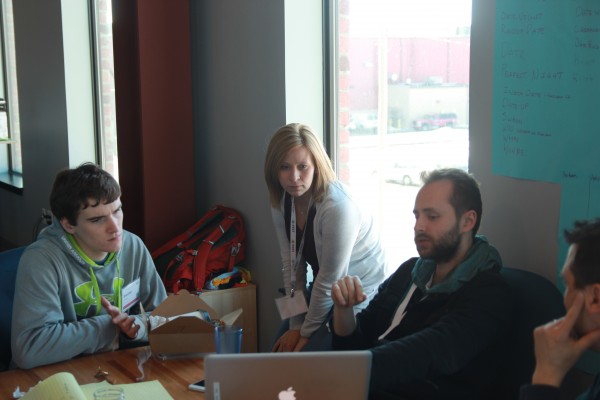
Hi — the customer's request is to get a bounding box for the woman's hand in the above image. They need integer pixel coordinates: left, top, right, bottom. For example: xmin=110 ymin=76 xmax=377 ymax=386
xmin=272 ymin=329 xmax=308 ymax=352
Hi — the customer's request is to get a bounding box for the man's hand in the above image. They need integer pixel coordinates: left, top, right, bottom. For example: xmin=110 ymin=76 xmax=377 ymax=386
xmin=332 ymin=275 xmax=367 ymax=308
xmin=101 ymin=296 xmax=140 ymax=339
xmin=331 ymin=276 xmax=366 ymax=337
xmin=272 ymin=329 xmax=308 ymax=352
xmin=532 ymin=292 xmax=600 ymax=387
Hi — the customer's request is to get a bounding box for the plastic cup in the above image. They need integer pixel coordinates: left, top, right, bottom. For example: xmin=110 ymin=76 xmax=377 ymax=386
xmin=214 ymin=325 xmax=243 ymax=354
xmin=93 ymin=387 xmax=125 ymax=400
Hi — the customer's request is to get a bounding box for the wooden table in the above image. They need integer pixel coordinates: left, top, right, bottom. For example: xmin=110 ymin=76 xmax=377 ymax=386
xmin=0 ymin=346 xmax=206 ymax=399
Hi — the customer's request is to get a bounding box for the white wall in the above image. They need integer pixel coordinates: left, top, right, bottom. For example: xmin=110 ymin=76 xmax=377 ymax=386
xmin=284 ymin=0 xmax=323 ymax=130
xmin=61 ymin=0 xmax=95 ymax=167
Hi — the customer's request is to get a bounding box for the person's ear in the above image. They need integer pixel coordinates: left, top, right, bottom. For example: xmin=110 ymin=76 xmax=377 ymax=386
xmin=60 ymin=218 xmax=76 ymax=234
xmin=584 ymin=284 xmax=600 ymax=314
xmin=460 ymin=210 xmax=477 ymax=233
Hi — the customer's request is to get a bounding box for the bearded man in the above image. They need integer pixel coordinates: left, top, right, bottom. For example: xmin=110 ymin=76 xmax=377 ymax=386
xmin=331 ymin=168 xmax=514 ymax=399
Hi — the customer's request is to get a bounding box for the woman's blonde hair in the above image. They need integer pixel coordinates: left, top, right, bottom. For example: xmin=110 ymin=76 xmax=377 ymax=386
xmin=264 ymin=123 xmax=336 ymax=208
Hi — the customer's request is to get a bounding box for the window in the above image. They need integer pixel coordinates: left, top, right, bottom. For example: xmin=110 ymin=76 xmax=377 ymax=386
xmin=331 ymin=0 xmax=471 ymax=273
xmin=0 ymin=0 xmax=22 ymax=190
xmin=0 ymin=0 xmax=117 ymax=190
xmin=90 ymin=0 xmax=118 ymax=180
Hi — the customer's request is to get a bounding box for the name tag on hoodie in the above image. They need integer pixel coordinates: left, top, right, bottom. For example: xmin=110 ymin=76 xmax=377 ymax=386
xmin=122 ymin=278 xmax=140 ymax=311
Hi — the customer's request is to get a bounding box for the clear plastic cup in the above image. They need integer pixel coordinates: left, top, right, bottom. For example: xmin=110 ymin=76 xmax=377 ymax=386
xmin=214 ymin=325 xmax=243 ymax=353
xmin=93 ymin=387 xmax=125 ymax=400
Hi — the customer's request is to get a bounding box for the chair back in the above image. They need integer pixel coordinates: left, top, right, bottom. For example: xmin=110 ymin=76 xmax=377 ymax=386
xmin=496 ymin=267 xmax=565 ymax=399
xmin=0 ymin=246 xmax=26 ymax=370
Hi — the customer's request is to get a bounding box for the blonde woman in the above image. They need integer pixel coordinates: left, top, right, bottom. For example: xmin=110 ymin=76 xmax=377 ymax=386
xmin=264 ymin=123 xmax=387 ymax=352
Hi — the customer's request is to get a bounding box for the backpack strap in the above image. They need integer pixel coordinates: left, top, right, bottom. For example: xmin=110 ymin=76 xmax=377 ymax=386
xmin=150 ymin=206 xmax=222 ymax=259
xmin=192 ymin=214 xmax=240 ymax=291
xmin=150 ymin=233 xmax=186 ymax=260
xmin=162 ymin=249 xmax=193 ymax=294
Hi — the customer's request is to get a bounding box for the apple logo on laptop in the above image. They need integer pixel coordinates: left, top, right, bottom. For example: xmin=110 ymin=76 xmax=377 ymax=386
xmin=278 ymin=387 xmax=296 ymax=400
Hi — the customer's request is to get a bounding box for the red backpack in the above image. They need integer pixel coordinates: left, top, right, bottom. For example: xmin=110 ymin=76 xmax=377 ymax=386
xmin=151 ymin=205 xmax=246 ymax=293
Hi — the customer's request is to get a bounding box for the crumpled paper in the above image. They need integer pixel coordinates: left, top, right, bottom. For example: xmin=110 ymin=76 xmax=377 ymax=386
xmin=148 ymin=310 xmax=211 ymax=330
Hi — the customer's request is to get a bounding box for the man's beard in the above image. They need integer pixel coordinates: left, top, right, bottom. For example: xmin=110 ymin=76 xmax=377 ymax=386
xmin=416 ymin=222 xmax=461 ymax=263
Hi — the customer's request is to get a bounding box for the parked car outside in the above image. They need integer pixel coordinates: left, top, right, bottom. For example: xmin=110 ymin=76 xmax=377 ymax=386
xmin=383 ymin=163 xmax=424 ymax=186
xmin=412 ymin=112 xmax=458 ymax=131
xmin=382 ymin=160 xmax=468 ymax=186
xmin=349 ymin=113 xmax=378 ymax=134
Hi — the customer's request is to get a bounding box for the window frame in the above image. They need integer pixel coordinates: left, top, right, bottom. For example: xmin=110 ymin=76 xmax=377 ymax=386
xmin=0 ymin=0 xmax=22 ymax=193
xmin=323 ymin=0 xmax=337 ymax=169
xmin=88 ymin=0 xmax=119 ymax=180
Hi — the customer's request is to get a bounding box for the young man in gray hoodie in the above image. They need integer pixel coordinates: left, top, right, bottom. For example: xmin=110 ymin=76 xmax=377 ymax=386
xmin=11 ymin=163 xmax=167 ymax=369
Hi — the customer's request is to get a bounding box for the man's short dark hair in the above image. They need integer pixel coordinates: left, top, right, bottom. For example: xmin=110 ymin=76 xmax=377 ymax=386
xmin=564 ymin=219 xmax=600 ymax=288
xmin=49 ymin=162 xmax=121 ymax=226
xmin=421 ymin=168 xmax=482 ymax=237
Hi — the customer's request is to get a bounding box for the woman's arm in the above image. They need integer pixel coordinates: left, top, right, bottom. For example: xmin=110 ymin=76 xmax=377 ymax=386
xmin=301 ymin=192 xmax=363 ymax=338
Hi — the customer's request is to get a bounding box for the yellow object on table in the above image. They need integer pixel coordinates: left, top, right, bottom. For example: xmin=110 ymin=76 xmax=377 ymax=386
xmin=21 ymin=371 xmax=173 ymax=400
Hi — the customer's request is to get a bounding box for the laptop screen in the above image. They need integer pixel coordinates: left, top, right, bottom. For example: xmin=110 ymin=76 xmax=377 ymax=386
xmin=203 ymin=350 xmax=372 ymax=400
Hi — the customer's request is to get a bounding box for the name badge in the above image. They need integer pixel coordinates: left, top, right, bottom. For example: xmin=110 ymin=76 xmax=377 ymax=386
xmin=275 ymin=291 xmax=308 ymax=320
xmin=121 ymin=278 xmax=140 ymax=311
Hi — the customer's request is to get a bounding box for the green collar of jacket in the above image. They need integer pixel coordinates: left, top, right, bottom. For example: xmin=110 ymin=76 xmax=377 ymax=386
xmin=412 ymin=235 xmax=503 ymax=295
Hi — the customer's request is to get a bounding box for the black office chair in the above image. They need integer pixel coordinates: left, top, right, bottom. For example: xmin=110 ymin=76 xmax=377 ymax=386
xmin=495 ymin=266 xmax=566 ymax=399
xmin=0 ymin=246 xmax=26 ymax=371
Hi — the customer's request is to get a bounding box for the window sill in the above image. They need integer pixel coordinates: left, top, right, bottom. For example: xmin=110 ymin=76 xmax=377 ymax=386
xmin=0 ymin=171 xmax=23 ymax=194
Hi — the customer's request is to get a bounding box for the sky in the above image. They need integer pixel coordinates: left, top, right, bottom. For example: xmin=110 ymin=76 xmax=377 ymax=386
xmin=348 ymin=0 xmax=472 ymax=37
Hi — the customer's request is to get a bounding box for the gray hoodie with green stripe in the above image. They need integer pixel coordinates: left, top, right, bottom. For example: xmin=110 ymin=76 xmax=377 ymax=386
xmin=11 ymin=219 xmax=166 ymax=369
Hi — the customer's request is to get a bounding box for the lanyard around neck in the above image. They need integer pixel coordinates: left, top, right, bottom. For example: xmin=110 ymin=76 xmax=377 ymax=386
xmin=67 ymin=233 xmax=122 ymax=313
xmin=289 ymin=196 xmax=311 ymax=295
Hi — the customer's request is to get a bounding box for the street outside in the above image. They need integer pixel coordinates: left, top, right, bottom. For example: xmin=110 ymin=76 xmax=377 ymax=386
xmin=344 ymin=128 xmax=469 ymax=274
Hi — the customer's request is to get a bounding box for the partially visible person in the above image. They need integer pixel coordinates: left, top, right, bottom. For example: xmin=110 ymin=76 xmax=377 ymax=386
xmin=264 ymin=123 xmax=387 ymax=352
xmin=520 ymin=219 xmax=600 ymax=400
xmin=331 ymin=168 xmax=514 ymax=399
xmin=11 ymin=163 xmax=167 ymax=369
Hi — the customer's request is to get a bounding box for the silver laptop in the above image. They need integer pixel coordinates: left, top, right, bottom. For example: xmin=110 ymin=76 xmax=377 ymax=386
xmin=204 ymin=350 xmax=372 ymax=400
